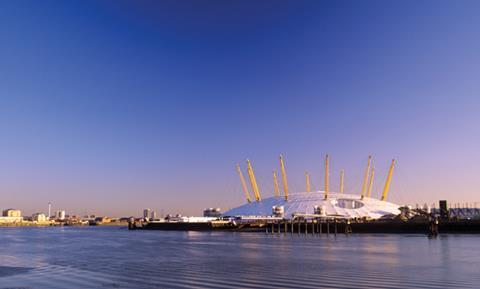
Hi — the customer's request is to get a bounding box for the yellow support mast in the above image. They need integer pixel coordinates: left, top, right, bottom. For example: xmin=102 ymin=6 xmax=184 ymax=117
xmin=272 ymin=171 xmax=280 ymax=197
xmin=246 ymin=159 xmax=262 ymax=202
xmin=381 ymin=159 xmax=395 ymax=201
xmin=279 ymin=155 xmax=289 ymax=201
xmin=367 ymin=167 xmax=375 ymax=198
xmin=236 ymin=164 xmax=252 ymax=203
xmin=324 ymin=154 xmax=330 ymax=200
xmin=360 ymin=155 xmax=372 ymax=199
xmin=340 ymin=169 xmax=345 ymax=194
xmin=305 ymin=171 xmax=311 ymax=193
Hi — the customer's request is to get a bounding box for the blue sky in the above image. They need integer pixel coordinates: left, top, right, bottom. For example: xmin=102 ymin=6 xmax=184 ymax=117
xmin=1 ymin=0 xmax=480 ymax=216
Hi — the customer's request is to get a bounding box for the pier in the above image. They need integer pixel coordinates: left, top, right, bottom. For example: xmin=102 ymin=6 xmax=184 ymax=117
xmin=129 ymin=208 xmax=480 ymax=236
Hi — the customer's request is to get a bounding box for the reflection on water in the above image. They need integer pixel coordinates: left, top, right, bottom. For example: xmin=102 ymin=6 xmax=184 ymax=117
xmin=0 ymin=227 xmax=479 ymax=288
xmin=0 ymin=266 xmax=32 ymax=277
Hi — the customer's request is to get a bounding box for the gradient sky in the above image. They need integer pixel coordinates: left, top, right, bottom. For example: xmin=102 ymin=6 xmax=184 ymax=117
xmin=1 ymin=0 xmax=480 ymax=217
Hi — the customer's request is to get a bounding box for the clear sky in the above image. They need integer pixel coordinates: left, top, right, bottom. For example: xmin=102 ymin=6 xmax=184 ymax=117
xmin=1 ymin=0 xmax=480 ymax=217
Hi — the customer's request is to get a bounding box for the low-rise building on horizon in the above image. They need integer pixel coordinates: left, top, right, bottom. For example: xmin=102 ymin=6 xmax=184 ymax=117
xmin=0 ymin=208 xmax=23 ymax=223
xmin=143 ymin=209 xmax=151 ymax=220
xmin=55 ymin=210 xmax=66 ymax=221
xmin=31 ymin=213 xmax=48 ymax=222
xmin=3 ymin=209 xmax=21 ymax=217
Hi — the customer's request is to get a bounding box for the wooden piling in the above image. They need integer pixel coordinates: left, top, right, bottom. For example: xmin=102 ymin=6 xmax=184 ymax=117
xmin=428 ymin=217 xmax=439 ymax=238
xmin=345 ymin=220 xmax=352 ymax=235
xmin=334 ymin=219 xmax=337 ymax=237
xmin=128 ymin=219 xmax=136 ymax=230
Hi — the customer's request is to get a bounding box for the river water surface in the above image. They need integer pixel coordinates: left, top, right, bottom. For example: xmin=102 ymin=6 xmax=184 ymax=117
xmin=0 ymin=227 xmax=478 ymax=288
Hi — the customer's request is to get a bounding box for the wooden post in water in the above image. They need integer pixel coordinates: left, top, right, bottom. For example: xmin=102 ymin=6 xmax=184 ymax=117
xmin=428 ymin=217 xmax=439 ymax=238
xmin=311 ymin=220 xmax=315 ymax=236
xmin=319 ymin=219 xmax=322 ymax=236
xmin=345 ymin=220 xmax=352 ymax=235
xmin=334 ymin=219 xmax=337 ymax=237
xmin=326 ymin=219 xmax=330 ymax=236
xmin=128 ymin=218 xmax=136 ymax=230
xmin=265 ymin=222 xmax=268 ymax=234
xmin=277 ymin=221 xmax=281 ymax=235
xmin=305 ymin=220 xmax=308 ymax=235
xmin=298 ymin=219 xmax=301 ymax=236
xmin=290 ymin=220 xmax=294 ymax=236
xmin=271 ymin=222 xmax=275 ymax=235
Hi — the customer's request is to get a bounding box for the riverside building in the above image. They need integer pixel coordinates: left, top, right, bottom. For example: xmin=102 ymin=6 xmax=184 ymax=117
xmin=0 ymin=209 xmax=23 ymax=223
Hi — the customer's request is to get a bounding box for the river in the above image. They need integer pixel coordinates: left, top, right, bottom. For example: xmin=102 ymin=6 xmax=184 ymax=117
xmin=0 ymin=227 xmax=478 ymax=288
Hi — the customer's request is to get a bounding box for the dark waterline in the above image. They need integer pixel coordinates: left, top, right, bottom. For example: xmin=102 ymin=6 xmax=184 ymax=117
xmin=0 ymin=227 xmax=478 ymax=289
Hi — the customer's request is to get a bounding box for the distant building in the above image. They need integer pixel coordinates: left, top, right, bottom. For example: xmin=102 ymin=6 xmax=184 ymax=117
xmin=150 ymin=211 xmax=157 ymax=220
xmin=143 ymin=209 xmax=151 ymax=219
xmin=203 ymin=208 xmax=222 ymax=218
xmin=32 ymin=213 xmax=47 ymax=222
xmin=3 ymin=209 xmax=21 ymax=217
xmin=0 ymin=209 xmax=23 ymax=223
xmin=55 ymin=210 xmax=66 ymax=220
xmin=95 ymin=216 xmax=111 ymax=224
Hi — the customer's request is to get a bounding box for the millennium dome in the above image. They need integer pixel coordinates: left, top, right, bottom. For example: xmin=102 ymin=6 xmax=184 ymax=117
xmin=228 ymin=155 xmax=400 ymax=220
xmin=223 ymin=191 xmax=400 ymax=219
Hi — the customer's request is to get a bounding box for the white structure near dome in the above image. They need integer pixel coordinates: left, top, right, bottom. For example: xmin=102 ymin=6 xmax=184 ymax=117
xmin=223 ymin=191 xmax=400 ymax=220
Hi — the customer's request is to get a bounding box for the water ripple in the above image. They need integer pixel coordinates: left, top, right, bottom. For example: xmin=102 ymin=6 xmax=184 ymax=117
xmin=0 ymin=228 xmax=478 ymax=288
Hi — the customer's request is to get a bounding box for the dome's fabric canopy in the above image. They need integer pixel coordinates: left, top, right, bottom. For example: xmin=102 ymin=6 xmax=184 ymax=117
xmin=223 ymin=192 xmax=400 ymax=219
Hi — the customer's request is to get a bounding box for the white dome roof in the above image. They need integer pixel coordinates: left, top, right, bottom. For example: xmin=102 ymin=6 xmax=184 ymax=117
xmin=224 ymin=191 xmax=400 ymax=219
